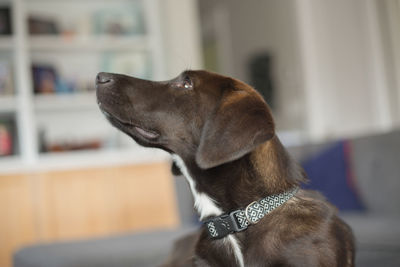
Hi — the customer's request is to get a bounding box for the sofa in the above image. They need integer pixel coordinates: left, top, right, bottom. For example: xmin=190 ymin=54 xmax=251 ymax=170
xmin=14 ymin=130 xmax=400 ymax=266
xmin=289 ymin=129 xmax=400 ymax=267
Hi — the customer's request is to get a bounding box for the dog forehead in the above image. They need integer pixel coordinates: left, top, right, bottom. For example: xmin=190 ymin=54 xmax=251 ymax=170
xmin=187 ymin=70 xmax=231 ymax=87
xmin=186 ymin=70 xmax=255 ymax=97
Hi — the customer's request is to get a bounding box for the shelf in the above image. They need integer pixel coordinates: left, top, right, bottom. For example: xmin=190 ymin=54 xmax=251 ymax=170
xmin=0 ymin=147 xmax=170 ymax=174
xmin=0 ymin=95 xmax=17 ymax=113
xmin=24 ymin=0 xmax=138 ymax=3
xmin=0 ymin=0 xmax=182 ymax=176
xmin=0 ymin=36 xmax=14 ymax=50
xmin=37 ymin=146 xmax=169 ymax=170
xmin=29 ymin=35 xmax=150 ymax=52
xmin=34 ymin=92 xmax=97 ymax=111
xmin=0 ymin=155 xmax=23 ymax=173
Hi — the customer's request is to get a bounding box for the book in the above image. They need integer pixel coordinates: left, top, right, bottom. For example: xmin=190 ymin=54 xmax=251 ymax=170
xmin=92 ymin=2 xmax=146 ymax=36
xmin=32 ymin=64 xmax=58 ymax=94
xmin=0 ymin=116 xmax=16 ymax=156
xmin=100 ymin=52 xmax=151 ymax=79
xmin=0 ymin=7 xmax=12 ymax=35
xmin=32 ymin=64 xmax=80 ymax=94
xmin=28 ymin=15 xmax=59 ymax=35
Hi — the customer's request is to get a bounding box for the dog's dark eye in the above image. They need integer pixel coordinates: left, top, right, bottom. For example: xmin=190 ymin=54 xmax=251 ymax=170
xmin=180 ymin=75 xmax=193 ymax=89
xmin=173 ymin=74 xmax=193 ymax=90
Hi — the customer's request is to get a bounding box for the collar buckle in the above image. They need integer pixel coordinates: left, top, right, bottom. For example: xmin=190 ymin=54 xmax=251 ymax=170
xmin=229 ymin=210 xmax=248 ymax=232
xmin=205 ymin=210 xmax=248 ymax=239
xmin=205 ymin=214 xmax=235 ymax=239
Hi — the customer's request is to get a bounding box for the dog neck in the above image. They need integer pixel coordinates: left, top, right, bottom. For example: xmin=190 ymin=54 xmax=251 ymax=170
xmin=174 ymin=135 xmax=305 ymax=220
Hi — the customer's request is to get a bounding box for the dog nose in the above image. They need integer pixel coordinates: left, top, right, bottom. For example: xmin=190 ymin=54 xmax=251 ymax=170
xmin=96 ymin=72 xmax=113 ymax=84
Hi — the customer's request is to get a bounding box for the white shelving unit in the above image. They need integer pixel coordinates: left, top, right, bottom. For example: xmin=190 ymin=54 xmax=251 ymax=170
xmin=0 ymin=95 xmax=16 ymax=112
xmin=33 ymin=92 xmax=97 ymax=111
xmin=29 ymin=35 xmax=150 ymax=52
xmin=0 ymin=0 xmax=171 ymax=173
xmin=0 ymin=36 xmax=14 ymax=50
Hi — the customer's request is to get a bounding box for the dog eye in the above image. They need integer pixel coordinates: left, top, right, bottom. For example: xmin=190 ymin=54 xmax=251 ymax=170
xmin=181 ymin=75 xmax=193 ymax=89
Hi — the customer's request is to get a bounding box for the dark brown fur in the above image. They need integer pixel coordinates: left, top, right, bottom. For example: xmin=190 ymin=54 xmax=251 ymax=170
xmin=96 ymin=70 xmax=354 ymax=267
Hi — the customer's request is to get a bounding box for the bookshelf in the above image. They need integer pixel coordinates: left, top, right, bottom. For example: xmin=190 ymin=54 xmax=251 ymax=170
xmin=0 ymin=0 xmax=178 ymax=173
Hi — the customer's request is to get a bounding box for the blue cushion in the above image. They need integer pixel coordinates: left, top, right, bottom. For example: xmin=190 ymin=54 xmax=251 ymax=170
xmin=302 ymin=141 xmax=365 ymax=211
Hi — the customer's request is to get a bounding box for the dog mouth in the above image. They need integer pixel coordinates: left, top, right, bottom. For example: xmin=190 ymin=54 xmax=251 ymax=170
xmin=100 ymin=108 xmax=160 ymax=141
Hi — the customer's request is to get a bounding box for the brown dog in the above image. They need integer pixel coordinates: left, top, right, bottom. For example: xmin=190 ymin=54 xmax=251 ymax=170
xmin=96 ymin=70 xmax=354 ymax=267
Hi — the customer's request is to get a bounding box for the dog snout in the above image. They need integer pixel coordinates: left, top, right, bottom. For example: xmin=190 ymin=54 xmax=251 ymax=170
xmin=96 ymin=72 xmax=114 ymax=85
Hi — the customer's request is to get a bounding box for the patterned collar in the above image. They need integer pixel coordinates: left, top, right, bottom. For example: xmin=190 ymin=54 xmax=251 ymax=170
xmin=203 ymin=187 xmax=299 ymax=239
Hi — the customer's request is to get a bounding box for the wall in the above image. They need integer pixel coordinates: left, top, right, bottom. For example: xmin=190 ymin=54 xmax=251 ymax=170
xmin=199 ymin=0 xmax=306 ymax=132
xmin=296 ymin=0 xmax=397 ymax=140
xmin=160 ymin=0 xmax=203 ymax=78
xmin=226 ymin=0 xmax=306 ymax=132
xmin=198 ymin=0 xmax=399 ymax=142
xmin=376 ymin=0 xmax=400 ymax=126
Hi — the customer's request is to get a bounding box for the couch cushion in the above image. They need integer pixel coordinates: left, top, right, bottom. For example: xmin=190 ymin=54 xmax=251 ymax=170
xmin=350 ymin=130 xmax=400 ymax=215
xmin=302 ymin=141 xmax=365 ymax=211
xmin=341 ymin=213 xmax=400 ymax=267
xmin=341 ymin=213 xmax=400 ymax=248
xmin=13 ymin=226 xmax=197 ymax=267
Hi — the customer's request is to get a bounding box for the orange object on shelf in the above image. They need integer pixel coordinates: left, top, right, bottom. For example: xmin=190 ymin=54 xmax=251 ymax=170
xmin=0 ymin=125 xmax=12 ymax=156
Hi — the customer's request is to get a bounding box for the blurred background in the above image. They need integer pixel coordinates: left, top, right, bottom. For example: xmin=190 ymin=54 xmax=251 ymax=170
xmin=0 ymin=0 xmax=399 ymax=266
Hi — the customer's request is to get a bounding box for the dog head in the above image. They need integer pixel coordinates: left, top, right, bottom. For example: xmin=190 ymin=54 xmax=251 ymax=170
xmin=96 ymin=70 xmax=275 ymax=169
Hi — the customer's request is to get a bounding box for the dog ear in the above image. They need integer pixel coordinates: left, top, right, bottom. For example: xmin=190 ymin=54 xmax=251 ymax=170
xmin=196 ymin=91 xmax=275 ymax=169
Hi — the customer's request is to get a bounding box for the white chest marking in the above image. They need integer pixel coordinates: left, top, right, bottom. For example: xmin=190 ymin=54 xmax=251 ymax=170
xmin=171 ymin=155 xmax=244 ymax=267
xmin=172 ymin=155 xmax=223 ymax=220
xmin=226 ymin=235 xmax=245 ymax=267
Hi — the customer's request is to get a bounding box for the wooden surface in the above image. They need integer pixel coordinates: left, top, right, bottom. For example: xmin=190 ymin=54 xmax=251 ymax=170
xmin=0 ymin=175 xmax=37 ymax=267
xmin=0 ymin=162 xmax=178 ymax=267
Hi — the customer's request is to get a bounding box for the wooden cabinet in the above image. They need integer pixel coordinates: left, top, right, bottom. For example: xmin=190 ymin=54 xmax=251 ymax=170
xmin=0 ymin=162 xmax=178 ymax=267
xmin=0 ymin=174 xmax=37 ymax=267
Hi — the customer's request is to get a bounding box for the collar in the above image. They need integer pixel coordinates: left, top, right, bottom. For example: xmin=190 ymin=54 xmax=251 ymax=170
xmin=203 ymin=187 xmax=299 ymax=239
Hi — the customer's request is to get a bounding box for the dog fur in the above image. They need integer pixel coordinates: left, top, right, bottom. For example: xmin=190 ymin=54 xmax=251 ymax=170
xmin=96 ymin=70 xmax=354 ymax=267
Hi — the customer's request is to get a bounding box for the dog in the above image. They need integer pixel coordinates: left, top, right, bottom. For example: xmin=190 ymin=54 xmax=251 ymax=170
xmin=96 ymin=70 xmax=355 ymax=267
